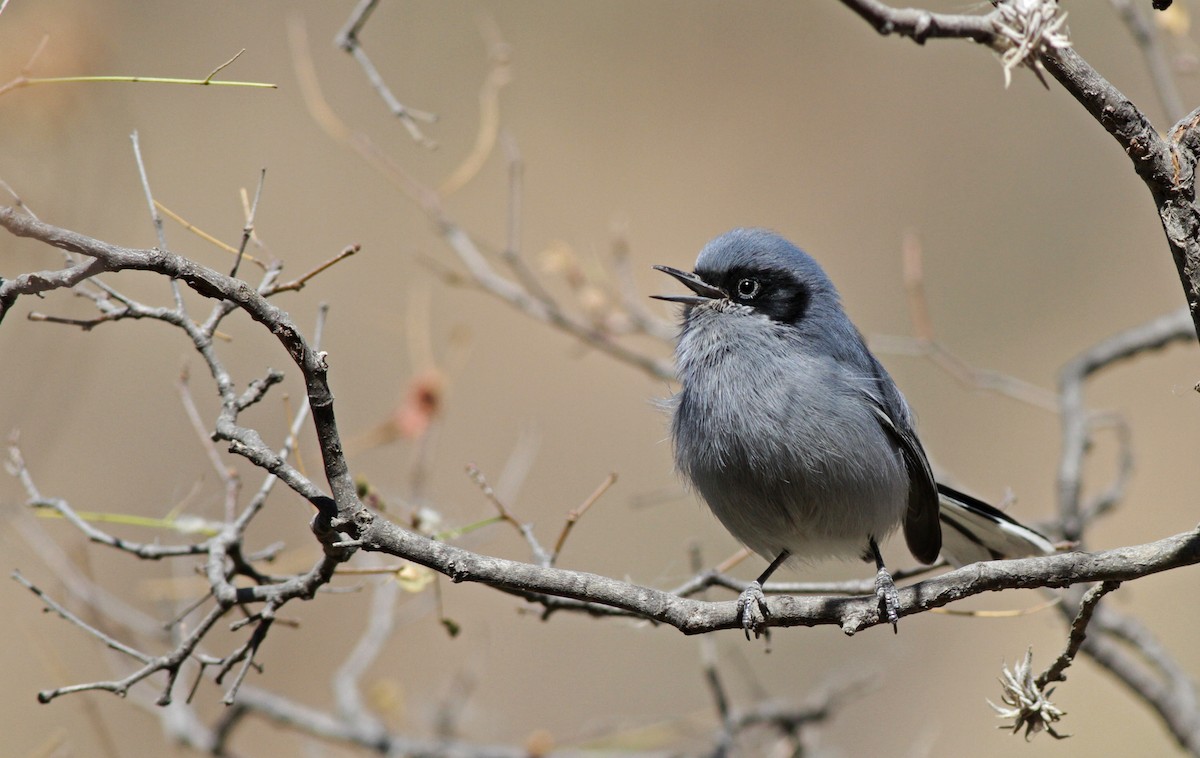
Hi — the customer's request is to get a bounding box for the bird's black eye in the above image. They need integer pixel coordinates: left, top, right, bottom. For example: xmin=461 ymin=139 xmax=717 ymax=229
xmin=735 ymin=278 xmax=761 ymax=300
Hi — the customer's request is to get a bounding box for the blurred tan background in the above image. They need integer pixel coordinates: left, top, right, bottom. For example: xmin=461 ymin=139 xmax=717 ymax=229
xmin=2 ymin=1 xmax=1199 ymax=755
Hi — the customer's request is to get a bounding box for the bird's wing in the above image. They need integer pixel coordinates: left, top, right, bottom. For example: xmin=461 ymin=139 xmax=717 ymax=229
xmin=863 ymin=389 xmax=942 ymax=565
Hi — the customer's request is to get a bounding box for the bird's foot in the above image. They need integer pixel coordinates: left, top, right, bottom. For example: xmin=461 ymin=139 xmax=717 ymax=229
xmin=736 ymin=580 xmax=771 ymax=642
xmin=875 ymin=567 xmax=900 ymax=633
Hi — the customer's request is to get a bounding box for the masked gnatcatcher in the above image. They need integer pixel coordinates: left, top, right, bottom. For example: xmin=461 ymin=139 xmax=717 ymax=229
xmin=653 ymin=228 xmax=1053 ymax=636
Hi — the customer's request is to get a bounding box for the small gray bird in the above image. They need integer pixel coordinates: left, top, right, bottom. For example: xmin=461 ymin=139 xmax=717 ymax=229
xmin=653 ymin=228 xmax=1053 ymax=636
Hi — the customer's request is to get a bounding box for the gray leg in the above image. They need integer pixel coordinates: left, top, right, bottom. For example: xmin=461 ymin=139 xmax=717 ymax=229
xmin=868 ymin=537 xmax=899 ymax=633
xmin=737 ymin=549 xmax=790 ymax=641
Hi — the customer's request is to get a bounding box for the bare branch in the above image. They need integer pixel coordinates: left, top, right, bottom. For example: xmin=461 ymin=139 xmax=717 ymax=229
xmin=839 ymin=0 xmax=996 ymax=44
xmin=438 ymin=16 xmax=511 ymax=196
xmin=229 ymin=684 xmax=534 ymax=757
xmin=216 ymin=611 xmax=273 ymax=704
xmin=130 ymin=131 xmax=167 ymax=250
xmin=329 ymin=573 xmax=396 ymax=743
xmin=303 ymin=8 xmax=677 ymax=382
xmin=0 ymin=256 xmax=106 ymax=323
xmin=434 ymin=216 xmax=675 ymax=380
xmin=179 ymin=366 xmax=242 ymax=521
xmin=359 ymin=507 xmax=1200 ymax=636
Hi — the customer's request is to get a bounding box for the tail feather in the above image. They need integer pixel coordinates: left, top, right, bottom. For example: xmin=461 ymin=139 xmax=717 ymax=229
xmin=936 ymin=483 xmax=1056 ymax=566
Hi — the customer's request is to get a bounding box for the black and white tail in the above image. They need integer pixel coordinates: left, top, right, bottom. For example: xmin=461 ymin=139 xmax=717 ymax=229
xmin=937 ymin=484 xmax=1056 ymax=566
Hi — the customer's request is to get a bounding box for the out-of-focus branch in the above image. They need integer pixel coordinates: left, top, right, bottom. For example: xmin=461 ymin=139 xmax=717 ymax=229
xmin=1084 ymin=605 xmax=1200 ymax=752
xmin=716 ymin=676 xmax=874 ymax=757
xmin=333 ymin=0 xmax=437 ymax=146
xmin=432 ymin=213 xmax=676 ymax=381
xmin=292 ymin=12 xmax=678 ymax=382
xmin=872 ymin=231 xmax=1060 ymax=413
xmin=224 ymin=685 xmax=534 ymax=758
xmin=1110 ymin=0 xmax=1186 ymax=121
xmin=1056 ymin=307 xmax=1193 ymax=543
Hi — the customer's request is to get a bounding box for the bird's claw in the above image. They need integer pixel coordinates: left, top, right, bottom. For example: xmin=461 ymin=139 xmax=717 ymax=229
xmin=875 ymin=567 xmax=900 ymax=633
xmin=736 ymin=580 xmax=771 ymax=642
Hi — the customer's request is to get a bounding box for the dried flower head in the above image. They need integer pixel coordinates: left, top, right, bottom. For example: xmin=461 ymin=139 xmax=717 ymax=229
xmin=988 ymin=648 xmax=1070 ymax=740
xmin=991 ymin=0 xmax=1072 ymax=88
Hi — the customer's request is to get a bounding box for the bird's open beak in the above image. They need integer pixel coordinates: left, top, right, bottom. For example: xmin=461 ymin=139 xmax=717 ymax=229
xmin=650 ymin=265 xmax=726 ymax=304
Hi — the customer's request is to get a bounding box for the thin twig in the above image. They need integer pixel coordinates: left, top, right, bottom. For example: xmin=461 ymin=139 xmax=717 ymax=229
xmin=495 ymin=132 xmax=556 ymax=307
xmin=0 ymin=175 xmax=38 ymax=219
xmin=329 ymin=571 xmax=397 ymax=743
xmin=1038 ymin=580 xmax=1122 ymax=688
xmin=178 ymin=365 xmax=241 ymax=521
xmin=130 ymin=130 xmax=186 ymax=314
xmin=873 ymin=334 xmax=1062 ymax=411
xmin=1079 ymin=412 xmax=1134 ymax=524
xmin=204 ymin=49 xmax=246 ymax=85
xmin=130 ymin=131 xmax=167 ymax=250
xmin=465 ymin=463 xmax=550 ymax=565
xmin=438 ymin=15 xmax=510 ymax=196
xmin=12 ymin=571 xmax=154 ymax=666
xmin=611 ymin=223 xmax=678 ymax=343
xmin=1110 ymin=0 xmax=1186 ymax=122
xmin=550 ymin=473 xmax=617 ymax=564
xmin=872 ymin=231 xmax=1060 ymax=412
xmin=689 ymin=544 xmax=732 ymax=756
xmin=334 ymin=0 xmax=437 ymax=146
xmin=231 ymin=169 xmax=266 ymax=278
xmin=217 ymin=613 xmax=273 ymax=704
xmin=0 ymin=73 xmax=276 ymax=98
xmin=839 ymin=0 xmax=996 ymax=44
xmin=266 ymin=245 xmax=359 ymax=294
